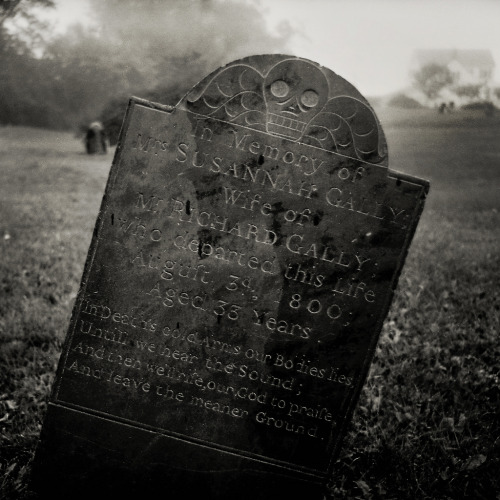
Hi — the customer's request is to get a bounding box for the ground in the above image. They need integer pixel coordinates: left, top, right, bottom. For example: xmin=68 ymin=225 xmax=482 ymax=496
xmin=0 ymin=107 xmax=499 ymax=499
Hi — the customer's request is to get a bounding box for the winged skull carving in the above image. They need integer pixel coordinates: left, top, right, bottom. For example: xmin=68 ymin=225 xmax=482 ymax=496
xmin=184 ymin=59 xmax=385 ymax=164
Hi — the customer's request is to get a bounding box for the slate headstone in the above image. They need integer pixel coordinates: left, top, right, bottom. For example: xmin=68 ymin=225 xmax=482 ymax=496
xmin=32 ymin=55 xmax=429 ymax=500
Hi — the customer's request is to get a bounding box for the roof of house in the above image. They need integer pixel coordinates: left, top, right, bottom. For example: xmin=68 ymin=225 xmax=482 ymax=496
xmin=413 ymin=49 xmax=495 ymax=70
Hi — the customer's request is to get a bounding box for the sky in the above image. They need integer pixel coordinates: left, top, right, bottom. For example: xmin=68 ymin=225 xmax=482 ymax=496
xmin=44 ymin=0 xmax=500 ymax=96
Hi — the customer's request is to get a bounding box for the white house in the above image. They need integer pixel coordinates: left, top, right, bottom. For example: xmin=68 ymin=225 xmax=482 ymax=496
xmin=409 ymin=49 xmax=496 ymax=106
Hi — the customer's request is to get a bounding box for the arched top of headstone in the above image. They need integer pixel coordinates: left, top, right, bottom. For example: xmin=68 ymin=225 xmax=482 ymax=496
xmin=178 ymin=54 xmax=387 ymax=166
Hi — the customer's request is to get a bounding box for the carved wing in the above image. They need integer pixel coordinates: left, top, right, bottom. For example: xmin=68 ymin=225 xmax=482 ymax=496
xmin=183 ymin=64 xmax=266 ymax=129
xmin=302 ymin=96 xmax=385 ymax=163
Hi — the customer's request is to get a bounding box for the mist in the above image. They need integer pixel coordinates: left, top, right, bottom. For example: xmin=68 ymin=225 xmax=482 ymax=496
xmin=86 ymin=0 xmax=291 ymax=96
xmin=0 ymin=0 xmax=291 ymax=130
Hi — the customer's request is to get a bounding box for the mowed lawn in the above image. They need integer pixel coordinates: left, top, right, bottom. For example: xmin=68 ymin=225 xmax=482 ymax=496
xmin=1 ymin=108 xmax=499 ymax=499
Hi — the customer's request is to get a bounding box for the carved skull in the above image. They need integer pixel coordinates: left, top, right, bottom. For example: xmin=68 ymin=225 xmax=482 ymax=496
xmin=263 ymin=60 xmax=329 ymax=140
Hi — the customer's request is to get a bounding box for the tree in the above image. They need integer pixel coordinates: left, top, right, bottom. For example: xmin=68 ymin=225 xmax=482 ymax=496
xmin=413 ymin=63 xmax=454 ymax=99
xmin=455 ymin=85 xmax=481 ymax=100
xmin=0 ymin=0 xmax=59 ymax=126
xmin=1 ymin=0 xmax=291 ymax=130
xmin=0 ymin=0 xmax=54 ymax=27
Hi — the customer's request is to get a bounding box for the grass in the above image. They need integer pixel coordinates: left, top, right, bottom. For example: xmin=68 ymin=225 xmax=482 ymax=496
xmin=0 ymin=128 xmax=109 ymax=499
xmin=1 ymin=107 xmax=499 ymax=499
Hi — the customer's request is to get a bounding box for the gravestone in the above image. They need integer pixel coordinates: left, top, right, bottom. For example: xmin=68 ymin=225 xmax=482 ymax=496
xmin=32 ymin=55 xmax=429 ymax=499
xmin=85 ymin=121 xmax=107 ymax=154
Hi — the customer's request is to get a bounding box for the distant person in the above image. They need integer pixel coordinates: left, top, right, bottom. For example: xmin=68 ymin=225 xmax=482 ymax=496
xmin=448 ymin=101 xmax=455 ymax=111
xmin=438 ymin=102 xmax=447 ymax=114
xmin=85 ymin=121 xmax=107 ymax=154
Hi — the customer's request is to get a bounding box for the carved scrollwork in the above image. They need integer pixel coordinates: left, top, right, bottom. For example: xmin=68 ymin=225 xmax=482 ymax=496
xmin=181 ymin=56 xmax=387 ymax=165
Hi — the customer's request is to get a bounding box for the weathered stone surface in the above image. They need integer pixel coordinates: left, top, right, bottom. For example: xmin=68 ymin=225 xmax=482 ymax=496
xmin=32 ymin=55 xmax=428 ymax=499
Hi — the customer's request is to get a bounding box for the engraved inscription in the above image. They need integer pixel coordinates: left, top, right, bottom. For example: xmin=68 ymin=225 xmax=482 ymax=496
xmin=60 ymin=105 xmax=402 ymax=471
xmin=62 ymin=108 xmax=403 ymax=465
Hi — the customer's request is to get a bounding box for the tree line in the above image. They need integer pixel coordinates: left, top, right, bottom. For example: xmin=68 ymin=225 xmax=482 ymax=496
xmin=0 ymin=0 xmax=289 ymax=133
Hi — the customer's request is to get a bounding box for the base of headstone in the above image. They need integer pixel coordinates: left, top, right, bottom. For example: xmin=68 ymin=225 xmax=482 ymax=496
xmin=32 ymin=403 xmax=324 ymax=500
